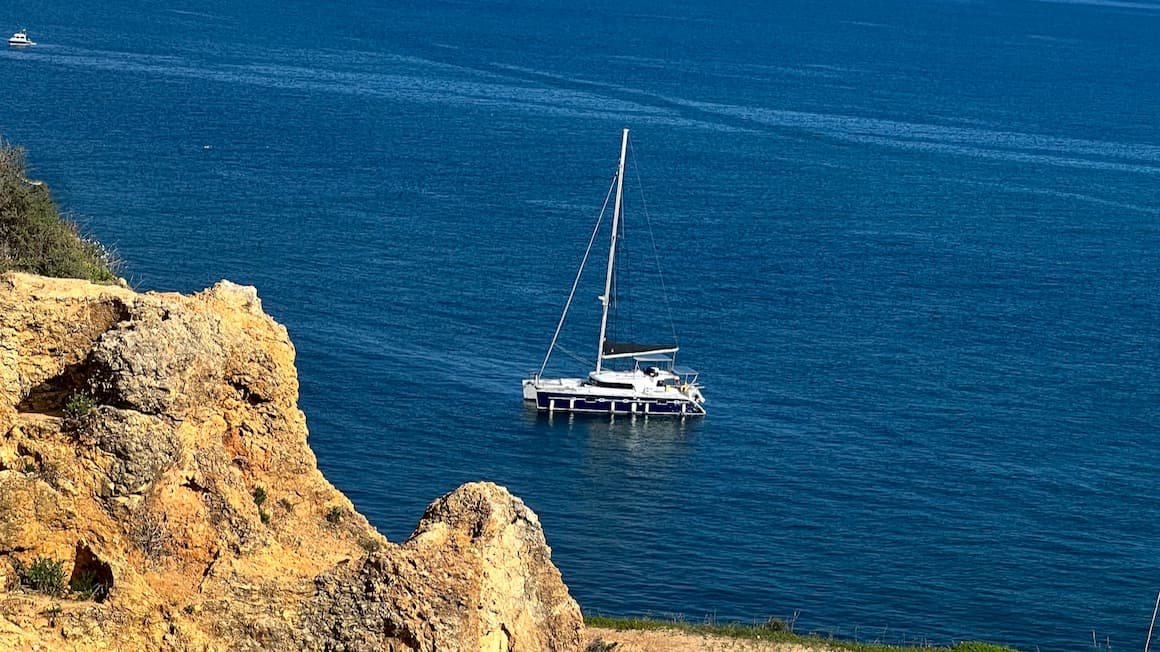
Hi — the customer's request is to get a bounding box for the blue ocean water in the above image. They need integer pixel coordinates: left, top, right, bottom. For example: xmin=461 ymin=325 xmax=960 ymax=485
xmin=3 ymin=0 xmax=1159 ymax=648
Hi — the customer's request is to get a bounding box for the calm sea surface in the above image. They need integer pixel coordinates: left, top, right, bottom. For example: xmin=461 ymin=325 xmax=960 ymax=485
xmin=3 ymin=0 xmax=1159 ymax=648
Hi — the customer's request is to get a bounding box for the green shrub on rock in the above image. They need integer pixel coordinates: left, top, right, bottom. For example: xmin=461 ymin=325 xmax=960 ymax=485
xmin=64 ymin=391 xmax=96 ymax=419
xmin=0 ymin=142 xmax=119 ymax=282
xmin=14 ymin=556 xmax=67 ymax=597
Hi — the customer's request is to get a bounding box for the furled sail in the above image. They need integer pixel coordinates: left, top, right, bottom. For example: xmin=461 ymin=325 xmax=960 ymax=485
xmin=601 ymin=340 xmax=679 ymax=359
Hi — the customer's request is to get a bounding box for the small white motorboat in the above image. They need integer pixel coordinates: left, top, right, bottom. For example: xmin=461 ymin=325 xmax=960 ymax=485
xmin=8 ymin=30 xmax=35 ymax=47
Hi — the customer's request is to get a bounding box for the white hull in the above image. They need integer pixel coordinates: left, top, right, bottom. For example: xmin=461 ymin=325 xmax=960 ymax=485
xmin=523 ymin=377 xmax=705 ymax=416
xmin=523 ymin=365 xmax=706 ymax=416
xmin=8 ymin=31 xmax=35 ymax=47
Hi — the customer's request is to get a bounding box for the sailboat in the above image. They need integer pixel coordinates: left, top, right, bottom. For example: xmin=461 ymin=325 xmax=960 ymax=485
xmin=522 ymin=128 xmax=706 ymax=417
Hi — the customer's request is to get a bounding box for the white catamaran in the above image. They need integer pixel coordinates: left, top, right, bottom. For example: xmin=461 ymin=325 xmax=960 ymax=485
xmin=522 ymin=128 xmax=706 ymax=417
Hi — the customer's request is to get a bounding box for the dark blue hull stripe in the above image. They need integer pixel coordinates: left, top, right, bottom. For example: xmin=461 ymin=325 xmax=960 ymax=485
xmin=533 ymin=392 xmax=705 ymax=416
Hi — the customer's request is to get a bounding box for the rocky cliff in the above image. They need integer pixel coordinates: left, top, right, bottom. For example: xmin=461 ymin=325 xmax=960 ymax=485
xmin=0 ymin=272 xmax=583 ymax=651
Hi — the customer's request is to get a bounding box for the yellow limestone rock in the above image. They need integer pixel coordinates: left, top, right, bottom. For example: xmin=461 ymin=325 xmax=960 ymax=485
xmin=0 ymin=272 xmax=582 ymax=651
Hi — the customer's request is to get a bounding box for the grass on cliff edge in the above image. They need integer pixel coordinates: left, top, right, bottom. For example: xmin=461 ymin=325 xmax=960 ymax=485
xmin=0 ymin=141 xmax=119 ymax=282
xmin=585 ymin=616 xmax=1020 ymax=652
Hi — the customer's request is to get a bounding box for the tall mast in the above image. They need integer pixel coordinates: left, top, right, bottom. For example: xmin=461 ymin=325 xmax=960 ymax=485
xmin=596 ymin=128 xmax=629 ymax=373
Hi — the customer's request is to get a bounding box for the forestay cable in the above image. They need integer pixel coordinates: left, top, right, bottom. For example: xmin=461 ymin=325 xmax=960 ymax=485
xmin=537 ymin=174 xmax=619 ymax=376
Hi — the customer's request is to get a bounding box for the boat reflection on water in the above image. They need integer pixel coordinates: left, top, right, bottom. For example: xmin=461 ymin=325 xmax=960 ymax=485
xmin=518 ymin=406 xmax=707 ymax=604
xmin=521 ymin=406 xmax=702 ymax=460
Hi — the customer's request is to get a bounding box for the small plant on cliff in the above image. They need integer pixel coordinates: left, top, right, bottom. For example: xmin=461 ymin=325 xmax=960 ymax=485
xmin=358 ymin=537 xmax=382 ymax=554
xmin=64 ymin=391 xmax=96 ymax=419
xmin=128 ymin=509 xmax=171 ymax=561
xmin=252 ymin=487 xmax=271 ymax=524
xmin=325 ymin=505 xmax=346 ymax=525
xmin=584 ymin=638 xmax=618 ymax=652
xmin=70 ymin=569 xmax=110 ymax=602
xmin=36 ymin=459 xmax=62 ymax=489
xmin=759 ymin=615 xmax=794 ymax=633
xmin=40 ymin=603 xmax=62 ymax=626
xmin=14 ymin=556 xmax=67 ymax=597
